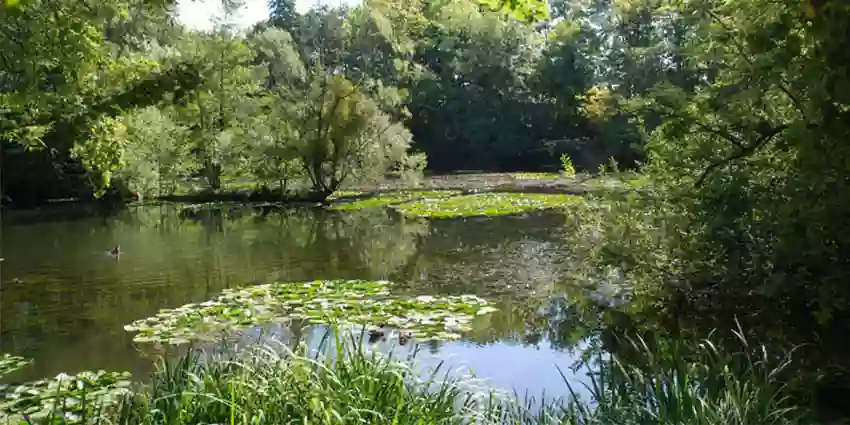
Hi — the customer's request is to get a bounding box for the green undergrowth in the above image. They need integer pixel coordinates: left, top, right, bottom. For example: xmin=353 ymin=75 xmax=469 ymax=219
xmin=328 ymin=190 xmax=462 ymax=211
xmin=0 ymin=325 xmax=807 ymax=424
xmin=124 ymin=279 xmax=497 ymax=345
xmin=117 ymin=336 xmax=490 ymax=425
xmin=397 ymin=193 xmax=582 ymax=219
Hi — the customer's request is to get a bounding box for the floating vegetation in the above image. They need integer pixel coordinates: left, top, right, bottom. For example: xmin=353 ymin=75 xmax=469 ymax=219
xmin=0 ymin=370 xmax=133 ymax=424
xmin=125 ymin=280 xmax=497 ymax=345
xmin=511 ymin=172 xmax=561 ymax=180
xmin=0 ymin=354 xmax=30 ymax=377
xmin=327 ymin=190 xmax=369 ymax=200
xmin=329 ymin=190 xmax=462 ymax=211
xmin=397 ymin=193 xmax=582 ymax=219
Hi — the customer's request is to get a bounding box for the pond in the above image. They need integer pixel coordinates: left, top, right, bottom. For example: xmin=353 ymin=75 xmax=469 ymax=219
xmin=0 ymin=203 xmax=606 ymax=400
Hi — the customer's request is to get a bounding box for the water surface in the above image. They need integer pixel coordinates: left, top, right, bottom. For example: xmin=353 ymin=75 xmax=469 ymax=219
xmin=0 ymin=204 xmax=598 ymax=398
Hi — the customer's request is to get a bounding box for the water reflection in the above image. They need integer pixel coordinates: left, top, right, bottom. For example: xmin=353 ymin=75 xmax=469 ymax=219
xmin=0 ymin=204 xmax=599 ymax=398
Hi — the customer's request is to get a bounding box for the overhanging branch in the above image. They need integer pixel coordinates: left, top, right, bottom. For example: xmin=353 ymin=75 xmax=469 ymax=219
xmin=694 ymin=124 xmax=789 ymax=186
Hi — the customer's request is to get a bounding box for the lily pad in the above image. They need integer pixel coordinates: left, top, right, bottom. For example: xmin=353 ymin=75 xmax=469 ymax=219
xmin=329 ymin=190 xmax=462 ymax=211
xmin=0 ymin=370 xmax=132 ymax=424
xmin=397 ymin=193 xmax=582 ymax=219
xmin=0 ymin=354 xmax=31 ymax=377
xmin=125 ymin=280 xmax=497 ymax=344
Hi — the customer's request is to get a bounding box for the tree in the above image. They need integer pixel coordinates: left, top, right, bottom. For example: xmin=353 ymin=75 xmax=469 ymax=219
xmin=254 ymin=26 xmax=422 ymax=197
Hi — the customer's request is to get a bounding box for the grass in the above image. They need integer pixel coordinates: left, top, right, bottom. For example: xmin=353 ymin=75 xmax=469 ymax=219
xmin=397 ymin=193 xmax=583 ymax=219
xmin=328 ymin=190 xmax=462 ymax=211
xmin=117 ymin=334 xmax=490 ymax=425
xmin=0 ymin=324 xmax=808 ymax=425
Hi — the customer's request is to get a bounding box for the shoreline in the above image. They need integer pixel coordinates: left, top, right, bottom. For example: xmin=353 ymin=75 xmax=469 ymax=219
xmin=0 ymin=172 xmax=643 ymax=223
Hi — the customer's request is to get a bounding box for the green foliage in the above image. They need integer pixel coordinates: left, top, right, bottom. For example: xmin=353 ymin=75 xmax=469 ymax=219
xmin=492 ymin=329 xmax=805 ymax=424
xmin=254 ymin=21 xmax=423 ymax=196
xmin=552 ymin=0 xmax=850 ymax=397
xmin=116 ymin=339 xmax=489 ymax=425
xmin=479 ymin=0 xmax=550 ymax=22
xmin=112 ymin=107 xmax=194 ymax=199
xmin=124 ymin=279 xmax=496 ymax=344
xmin=4 ymin=0 xmax=656 ymax=204
xmin=559 ymin=154 xmax=576 ymax=177
xmin=397 ymin=193 xmax=582 ymax=219
xmin=1 ymin=327 xmax=804 ymax=425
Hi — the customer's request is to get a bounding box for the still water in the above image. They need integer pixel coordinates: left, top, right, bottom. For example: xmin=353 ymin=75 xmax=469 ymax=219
xmin=0 ymin=204 xmax=601 ymax=398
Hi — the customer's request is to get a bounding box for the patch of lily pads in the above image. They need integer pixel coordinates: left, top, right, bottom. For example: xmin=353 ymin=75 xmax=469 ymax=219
xmin=327 ymin=190 xmax=368 ymax=200
xmin=396 ymin=192 xmax=582 ymax=219
xmin=124 ymin=279 xmax=497 ymax=345
xmin=0 ymin=354 xmax=30 ymax=377
xmin=0 ymin=370 xmax=132 ymax=424
xmin=511 ymin=172 xmax=562 ymax=180
xmin=328 ymin=190 xmax=462 ymax=211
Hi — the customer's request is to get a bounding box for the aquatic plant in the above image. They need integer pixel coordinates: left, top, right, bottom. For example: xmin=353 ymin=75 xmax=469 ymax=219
xmin=326 ymin=190 xmax=369 ymax=200
xmin=121 ymin=326 xmax=805 ymax=425
xmin=0 ymin=354 xmax=30 ymax=377
xmin=117 ymin=336 xmax=493 ymax=425
xmin=560 ymin=154 xmax=576 ymax=178
xmin=511 ymin=172 xmax=561 ymax=180
xmin=397 ymin=193 xmax=582 ymax=219
xmin=491 ymin=328 xmax=806 ymax=425
xmin=328 ymin=190 xmax=462 ymax=211
xmin=0 ymin=370 xmax=133 ymax=424
xmin=124 ymin=279 xmax=497 ymax=345
xmin=0 ymin=325 xmax=807 ymax=425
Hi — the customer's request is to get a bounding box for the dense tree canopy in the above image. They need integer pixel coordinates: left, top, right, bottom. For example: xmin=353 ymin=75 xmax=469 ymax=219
xmin=5 ymin=0 xmax=850 ymax=410
xmin=5 ymin=0 xmax=850 ymax=343
xmin=2 ymin=0 xmax=658 ymax=206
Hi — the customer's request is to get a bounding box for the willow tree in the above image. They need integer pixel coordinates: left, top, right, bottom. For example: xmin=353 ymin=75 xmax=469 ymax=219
xmin=253 ymin=25 xmax=422 ymax=198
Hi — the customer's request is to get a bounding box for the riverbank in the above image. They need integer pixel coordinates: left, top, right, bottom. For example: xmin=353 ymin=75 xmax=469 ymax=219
xmin=0 ymin=327 xmax=807 ymax=425
xmin=0 ymin=171 xmax=642 ymax=224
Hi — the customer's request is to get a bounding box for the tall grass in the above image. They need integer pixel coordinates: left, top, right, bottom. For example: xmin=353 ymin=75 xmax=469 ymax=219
xmin=7 ymin=326 xmax=809 ymax=425
xmin=492 ymin=326 xmax=807 ymax=425
xmin=115 ymin=331 xmax=491 ymax=425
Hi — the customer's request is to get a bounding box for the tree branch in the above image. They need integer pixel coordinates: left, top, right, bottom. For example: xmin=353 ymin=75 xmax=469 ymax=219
xmin=694 ymin=124 xmax=789 ymax=186
xmin=693 ymin=121 xmax=744 ymax=149
xmin=704 ymin=9 xmax=809 ymax=123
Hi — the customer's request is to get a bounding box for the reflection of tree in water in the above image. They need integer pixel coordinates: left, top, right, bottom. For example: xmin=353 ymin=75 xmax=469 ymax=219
xmin=1 ymin=205 xmax=621 ymax=380
xmin=380 ymin=212 xmax=609 ymax=354
xmin=391 ymin=212 xmax=572 ymax=295
xmin=163 ymin=205 xmax=430 ymax=283
xmin=0 ymin=205 xmax=432 ymax=380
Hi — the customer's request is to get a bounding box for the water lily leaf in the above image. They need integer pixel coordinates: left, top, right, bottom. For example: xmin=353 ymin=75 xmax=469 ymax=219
xmin=476 ymin=306 xmax=499 ymax=315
